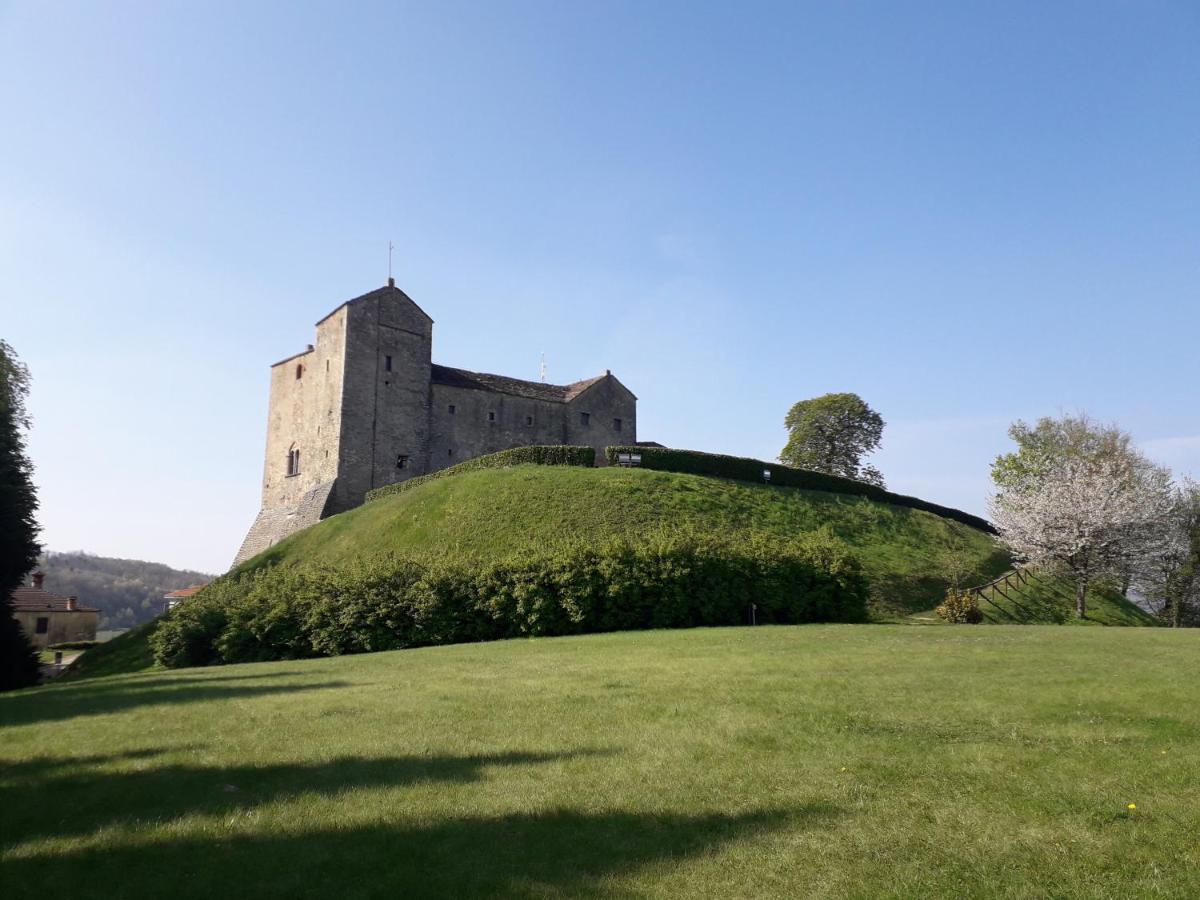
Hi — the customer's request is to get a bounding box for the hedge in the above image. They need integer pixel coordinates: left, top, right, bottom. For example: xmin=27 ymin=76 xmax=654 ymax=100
xmin=151 ymin=528 xmax=869 ymax=668
xmin=366 ymin=445 xmax=596 ymax=503
xmin=605 ymin=446 xmax=995 ymax=533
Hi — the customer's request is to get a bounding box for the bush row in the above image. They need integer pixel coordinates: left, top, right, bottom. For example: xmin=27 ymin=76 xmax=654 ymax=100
xmin=152 ymin=529 xmax=869 ymax=668
xmin=605 ymin=446 xmax=995 ymax=533
xmin=47 ymin=640 xmax=99 ymax=651
xmin=365 ymin=445 xmax=596 ymax=503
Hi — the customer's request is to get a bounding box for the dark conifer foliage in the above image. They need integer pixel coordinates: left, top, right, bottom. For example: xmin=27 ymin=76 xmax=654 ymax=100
xmin=0 ymin=340 xmax=41 ymax=690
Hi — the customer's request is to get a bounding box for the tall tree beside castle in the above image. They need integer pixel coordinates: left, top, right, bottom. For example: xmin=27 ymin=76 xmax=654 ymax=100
xmin=780 ymin=393 xmax=886 ymax=487
xmin=0 ymin=340 xmax=42 ymax=690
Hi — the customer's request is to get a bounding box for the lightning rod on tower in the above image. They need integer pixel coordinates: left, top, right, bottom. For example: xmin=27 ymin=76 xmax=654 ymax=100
xmin=539 ymin=353 xmax=547 ymax=383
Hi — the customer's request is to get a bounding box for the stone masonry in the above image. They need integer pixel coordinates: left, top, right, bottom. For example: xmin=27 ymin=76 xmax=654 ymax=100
xmin=233 ymin=282 xmax=637 ymax=566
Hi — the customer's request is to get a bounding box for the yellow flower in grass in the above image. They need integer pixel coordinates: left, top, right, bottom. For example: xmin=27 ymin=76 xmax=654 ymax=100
xmin=1127 ymin=803 xmax=1137 ymax=811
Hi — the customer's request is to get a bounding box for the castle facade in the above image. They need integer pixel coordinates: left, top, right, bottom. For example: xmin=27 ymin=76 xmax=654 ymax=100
xmin=233 ymin=281 xmax=636 ymax=566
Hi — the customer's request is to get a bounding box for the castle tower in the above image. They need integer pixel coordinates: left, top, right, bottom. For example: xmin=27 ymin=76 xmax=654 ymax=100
xmin=234 ymin=282 xmax=434 ymax=565
xmin=233 ymin=281 xmax=636 ymax=569
xmin=331 ymin=280 xmax=433 ymax=512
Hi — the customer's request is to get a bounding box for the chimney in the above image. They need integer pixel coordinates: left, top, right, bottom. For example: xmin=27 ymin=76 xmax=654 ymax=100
xmin=66 ymin=597 xmax=78 ymax=611
xmin=388 ymin=277 xmax=395 ymax=288
xmin=31 ymin=570 xmax=44 ymax=590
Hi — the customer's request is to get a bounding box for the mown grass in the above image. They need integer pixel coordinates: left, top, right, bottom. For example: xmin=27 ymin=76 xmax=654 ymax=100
xmin=2 ymin=626 xmax=1197 ymax=898
xmin=243 ymin=465 xmax=1011 ymax=616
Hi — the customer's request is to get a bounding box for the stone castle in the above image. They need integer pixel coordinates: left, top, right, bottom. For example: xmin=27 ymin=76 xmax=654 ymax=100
xmin=233 ymin=281 xmax=637 ymax=566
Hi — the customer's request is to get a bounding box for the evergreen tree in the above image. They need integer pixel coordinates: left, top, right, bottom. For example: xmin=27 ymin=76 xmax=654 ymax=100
xmin=0 ymin=340 xmax=41 ymax=690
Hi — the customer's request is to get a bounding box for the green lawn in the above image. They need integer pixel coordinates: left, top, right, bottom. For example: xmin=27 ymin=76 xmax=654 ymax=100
xmin=3 ymin=626 xmax=1197 ymax=898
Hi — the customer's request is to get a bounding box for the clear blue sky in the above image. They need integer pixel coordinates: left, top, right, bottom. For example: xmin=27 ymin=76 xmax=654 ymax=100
xmin=2 ymin=1 xmax=1197 ymax=573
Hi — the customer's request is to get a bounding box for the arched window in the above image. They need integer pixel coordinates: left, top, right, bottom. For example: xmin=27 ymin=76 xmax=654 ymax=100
xmin=286 ymin=444 xmax=300 ymax=476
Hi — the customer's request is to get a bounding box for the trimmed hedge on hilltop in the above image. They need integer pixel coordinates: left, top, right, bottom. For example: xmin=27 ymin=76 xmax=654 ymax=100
xmin=366 ymin=445 xmax=596 ymax=503
xmin=151 ymin=529 xmax=868 ymax=667
xmin=605 ymin=446 xmax=995 ymax=534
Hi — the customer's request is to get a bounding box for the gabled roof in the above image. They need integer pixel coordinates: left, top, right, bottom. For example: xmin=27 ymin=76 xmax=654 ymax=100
xmin=315 ymin=282 xmax=434 ymax=327
xmin=430 ymin=365 xmax=610 ymax=403
xmin=10 ymin=587 xmax=97 ymax=613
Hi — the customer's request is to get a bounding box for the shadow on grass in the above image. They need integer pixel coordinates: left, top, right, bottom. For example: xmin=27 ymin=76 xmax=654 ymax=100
xmin=0 ymin=675 xmax=351 ymax=728
xmin=3 ymin=804 xmax=817 ymax=899
xmin=2 ymin=748 xmax=612 ymax=845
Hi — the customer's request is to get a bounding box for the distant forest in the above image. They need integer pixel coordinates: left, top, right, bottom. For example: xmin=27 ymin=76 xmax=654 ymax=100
xmin=36 ymin=551 xmax=213 ymax=631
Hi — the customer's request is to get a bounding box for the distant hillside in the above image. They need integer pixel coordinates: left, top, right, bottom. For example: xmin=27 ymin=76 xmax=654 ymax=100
xmin=36 ymin=551 xmax=213 ymax=630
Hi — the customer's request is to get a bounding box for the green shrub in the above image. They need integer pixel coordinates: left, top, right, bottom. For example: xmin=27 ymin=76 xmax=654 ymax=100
xmin=605 ymin=446 xmax=994 ymax=533
xmin=935 ymin=589 xmax=983 ymax=624
xmin=150 ymin=591 xmax=231 ymax=668
xmin=366 ymin=445 xmax=596 ymax=503
xmin=150 ymin=529 xmax=870 ymax=668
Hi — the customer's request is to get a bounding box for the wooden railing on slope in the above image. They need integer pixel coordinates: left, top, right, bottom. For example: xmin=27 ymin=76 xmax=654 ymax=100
xmin=966 ymin=568 xmax=1038 ymax=622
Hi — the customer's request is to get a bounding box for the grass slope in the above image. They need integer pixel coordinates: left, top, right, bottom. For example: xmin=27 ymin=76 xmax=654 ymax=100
xmin=972 ymin=570 xmax=1155 ymax=627
xmin=245 ymin=465 xmax=1009 ymax=615
xmin=3 ymin=626 xmax=1198 ymax=898
xmin=60 ymin=620 xmax=160 ymax=681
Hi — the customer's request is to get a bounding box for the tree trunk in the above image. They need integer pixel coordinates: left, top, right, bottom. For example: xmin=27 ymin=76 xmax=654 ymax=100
xmin=1172 ymin=591 xmax=1182 ymax=629
xmin=1075 ymin=578 xmax=1088 ymax=619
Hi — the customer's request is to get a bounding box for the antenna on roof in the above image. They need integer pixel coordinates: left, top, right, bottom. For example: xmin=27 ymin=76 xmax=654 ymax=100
xmin=387 ymin=241 xmax=395 ymax=287
xmin=539 ymin=353 xmax=547 ymax=383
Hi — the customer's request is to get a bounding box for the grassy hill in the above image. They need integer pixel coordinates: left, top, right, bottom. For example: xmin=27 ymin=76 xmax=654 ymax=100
xmin=244 ymin=465 xmax=1155 ymax=624
xmin=64 ymin=466 xmax=1157 ymax=681
xmin=244 ymin=465 xmax=1009 ymax=615
xmin=3 ymin=626 xmax=1197 ymax=898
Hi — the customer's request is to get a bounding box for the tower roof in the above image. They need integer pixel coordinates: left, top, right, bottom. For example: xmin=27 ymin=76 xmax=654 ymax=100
xmin=315 ymin=283 xmax=433 ymax=327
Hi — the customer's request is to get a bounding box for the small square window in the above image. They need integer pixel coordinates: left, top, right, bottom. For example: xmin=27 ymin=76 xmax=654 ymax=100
xmin=488 ymin=411 xmax=496 ymax=422
xmin=448 ymin=448 xmax=454 ymax=456
xmin=448 ymin=404 xmax=456 ymax=415
xmin=525 ymin=415 xmax=533 ymax=426
xmin=397 ymin=454 xmax=409 ymax=469
xmin=580 ymin=412 xmax=590 ymax=426
xmin=36 ymin=617 xmax=49 ymax=634
xmin=613 ymin=418 xmax=622 ymax=432
xmin=384 ymin=355 xmax=393 ymax=372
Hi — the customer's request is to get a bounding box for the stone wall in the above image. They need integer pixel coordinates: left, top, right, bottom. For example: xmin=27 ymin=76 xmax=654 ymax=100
xmin=564 ymin=374 xmax=638 ymax=465
xmin=261 ymin=307 xmax=347 ymax=511
xmin=231 ymin=480 xmax=336 ymax=567
xmin=429 ymin=384 xmax=570 ymax=469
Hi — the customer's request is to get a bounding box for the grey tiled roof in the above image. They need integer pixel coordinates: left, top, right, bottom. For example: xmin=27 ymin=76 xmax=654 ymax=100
xmin=431 ymin=364 xmax=606 ymax=403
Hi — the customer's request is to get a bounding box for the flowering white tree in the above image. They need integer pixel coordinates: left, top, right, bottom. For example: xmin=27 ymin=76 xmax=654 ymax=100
xmin=1134 ymin=480 xmax=1200 ymax=626
xmin=988 ymin=451 xmax=1174 ymax=619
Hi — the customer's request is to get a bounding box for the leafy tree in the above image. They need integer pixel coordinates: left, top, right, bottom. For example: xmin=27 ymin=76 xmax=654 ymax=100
xmin=992 ymin=415 xmax=1131 ymax=493
xmin=988 ymin=415 xmax=1174 ymax=619
xmin=780 ymin=393 xmax=885 ymax=487
xmin=0 ymin=340 xmax=41 ymax=690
